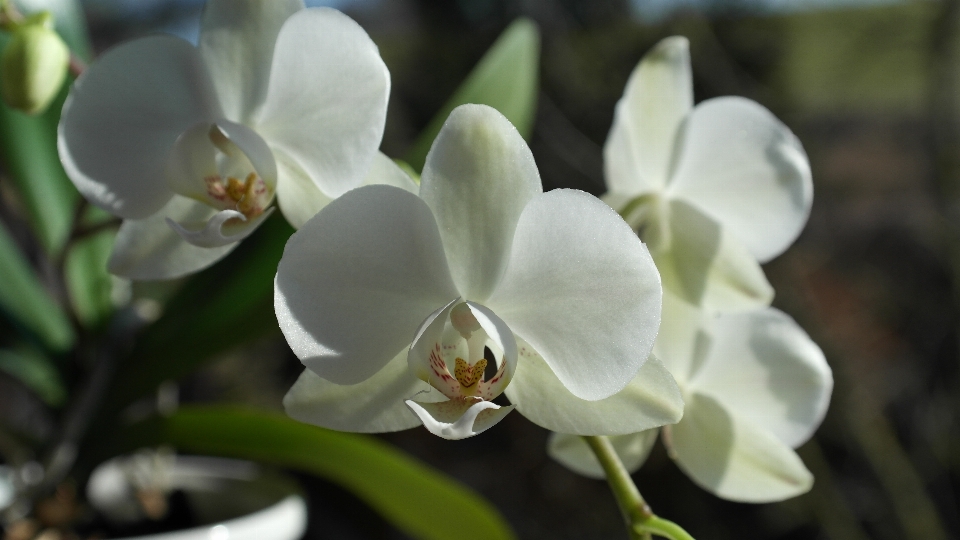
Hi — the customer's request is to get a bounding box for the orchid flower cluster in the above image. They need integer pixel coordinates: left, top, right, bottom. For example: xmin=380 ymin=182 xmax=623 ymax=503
xmin=54 ymin=0 xmax=833 ymax=532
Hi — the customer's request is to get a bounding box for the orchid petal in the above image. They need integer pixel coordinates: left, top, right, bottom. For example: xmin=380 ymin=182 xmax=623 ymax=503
xmin=284 ymin=352 xmax=443 ymax=434
xmin=654 ymin=290 xmax=712 ymax=387
xmin=275 ymin=185 xmax=459 ymax=385
xmin=420 ymin=104 xmax=541 ymax=302
xmin=256 ymin=8 xmax=389 ymax=199
xmin=405 ymin=399 xmax=514 ymax=440
xmin=167 ymin=206 xmax=272 ymax=248
xmin=668 ymin=97 xmax=813 ymax=262
xmin=199 ymin=0 xmax=304 ymax=124
xmin=547 ymin=430 xmax=659 ymax=479
xmin=276 ymin=151 xmax=416 ymax=230
xmin=668 ymin=393 xmax=813 ymax=502
xmin=58 ymin=35 xmax=221 ymax=219
xmin=604 ymin=36 xmax=692 ymax=196
xmin=655 ymin=199 xmax=773 ymax=312
xmin=487 ymin=189 xmax=660 ymax=401
xmin=107 ymin=196 xmax=237 ymax=280
xmin=688 ymin=308 xmax=832 ymax=448
xmin=504 ymin=342 xmax=683 ymax=435
xmin=274 ymin=148 xmax=331 ymax=230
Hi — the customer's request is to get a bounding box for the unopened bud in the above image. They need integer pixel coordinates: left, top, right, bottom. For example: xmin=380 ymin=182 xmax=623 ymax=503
xmin=1 ymin=13 xmax=69 ymax=115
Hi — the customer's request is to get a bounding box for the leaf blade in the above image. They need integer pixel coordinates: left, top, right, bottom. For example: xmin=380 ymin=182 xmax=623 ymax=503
xmin=122 ymin=406 xmax=516 ymax=540
xmin=405 ymin=18 xmax=540 ymax=171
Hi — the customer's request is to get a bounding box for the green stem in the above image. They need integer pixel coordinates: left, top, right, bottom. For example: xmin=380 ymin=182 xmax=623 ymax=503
xmin=583 ymin=435 xmax=695 ymax=540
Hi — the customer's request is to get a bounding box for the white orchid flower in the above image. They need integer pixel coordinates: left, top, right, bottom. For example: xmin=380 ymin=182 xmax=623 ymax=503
xmin=549 ymin=291 xmax=833 ymax=502
xmin=603 ymin=36 xmax=813 ymax=311
xmin=58 ymin=0 xmax=395 ymax=279
xmin=278 ymin=104 xmax=684 ymax=441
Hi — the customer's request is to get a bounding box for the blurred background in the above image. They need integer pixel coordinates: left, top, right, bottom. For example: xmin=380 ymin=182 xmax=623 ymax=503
xmin=2 ymin=0 xmax=960 ymax=538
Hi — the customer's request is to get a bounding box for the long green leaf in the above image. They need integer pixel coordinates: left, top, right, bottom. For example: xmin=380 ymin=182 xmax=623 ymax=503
xmin=405 ymin=17 xmax=540 ymax=171
xmin=103 ymin=215 xmax=294 ymax=413
xmin=122 ymin=406 xmax=516 ymax=540
xmin=0 ymin=221 xmax=74 ymax=351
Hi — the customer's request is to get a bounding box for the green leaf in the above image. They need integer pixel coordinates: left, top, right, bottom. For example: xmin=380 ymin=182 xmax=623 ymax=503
xmin=0 ymin=220 xmax=74 ymax=351
xmin=0 ymin=344 xmax=67 ymax=406
xmin=103 ymin=214 xmax=295 ymax=413
xmin=122 ymin=406 xmax=516 ymax=540
xmin=405 ymin=17 xmax=540 ymax=171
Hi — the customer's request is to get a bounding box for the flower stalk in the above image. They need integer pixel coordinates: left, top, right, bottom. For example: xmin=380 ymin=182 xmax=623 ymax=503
xmin=582 ymin=435 xmax=695 ymax=540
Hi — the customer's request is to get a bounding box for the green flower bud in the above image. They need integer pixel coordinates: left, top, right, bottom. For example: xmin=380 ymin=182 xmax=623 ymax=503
xmin=1 ymin=12 xmax=69 ymax=115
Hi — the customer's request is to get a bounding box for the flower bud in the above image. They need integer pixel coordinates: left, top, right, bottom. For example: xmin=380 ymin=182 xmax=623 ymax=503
xmin=1 ymin=13 xmax=69 ymax=115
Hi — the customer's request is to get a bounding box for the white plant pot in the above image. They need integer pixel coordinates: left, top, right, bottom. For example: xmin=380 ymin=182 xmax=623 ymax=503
xmin=87 ymin=454 xmax=307 ymax=540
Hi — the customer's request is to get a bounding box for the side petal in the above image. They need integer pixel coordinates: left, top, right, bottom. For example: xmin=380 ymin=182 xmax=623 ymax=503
xmin=199 ymin=0 xmax=304 ymax=123
xmin=420 ymin=104 xmax=542 ymax=302
xmin=547 ymin=431 xmax=659 ymax=480
xmin=687 ymin=308 xmax=832 ymax=448
xmin=274 ymin=148 xmax=332 ymax=230
xmin=276 ymin=151 xmax=416 ymax=230
xmin=668 ymin=393 xmax=813 ymax=503
xmin=107 ymin=196 xmax=238 ymax=280
xmin=667 ymin=97 xmax=813 ymax=262
xmin=167 ymin=207 xmax=273 ymax=248
xmin=58 ymin=35 xmax=221 ymax=219
xmin=284 ymin=352 xmax=440 ymax=434
xmin=256 ymin=8 xmax=389 ymax=199
xmin=653 ymin=290 xmax=712 ymax=387
xmin=275 ymin=185 xmax=459 ymax=385
xmin=655 ymin=199 xmax=773 ymax=312
xmin=487 ymin=190 xmax=660 ymax=401
xmin=405 ymin=399 xmax=514 ymax=440
xmin=504 ymin=343 xmax=683 ymax=436
xmin=604 ymin=36 xmax=692 ymax=196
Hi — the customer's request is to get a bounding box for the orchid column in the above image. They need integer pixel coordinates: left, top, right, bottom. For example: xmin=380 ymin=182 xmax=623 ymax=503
xmin=57 ymin=0 xmax=397 ymax=279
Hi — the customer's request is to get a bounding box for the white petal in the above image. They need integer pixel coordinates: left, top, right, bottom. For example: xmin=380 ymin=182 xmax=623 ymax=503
xmin=667 ymin=97 xmax=813 ymax=262
xmin=256 ymin=8 xmax=389 ymax=199
xmin=276 ymin=151 xmax=416 ymax=230
xmin=604 ymin=36 xmax=692 ymax=196
xmin=405 ymin=399 xmax=514 ymax=440
xmin=687 ymin=308 xmax=832 ymax=448
xmin=487 ymin=190 xmax=660 ymax=401
xmin=167 ymin=206 xmax=273 ymax=248
xmin=504 ymin=342 xmax=683 ymax=435
xmin=654 ymin=290 xmax=712 ymax=387
xmin=199 ymin=0 xmax=304 ymax=123
xmin=58 ymin=35 xmax=221 ymax=219
xmin=362 ymin=152 xmax=419 ymax=193
xmin=547 ymin=431 xmax=659 ymax=479
xmin=275 ymin=185 xmax=459 ymax=385
xmin=420 ymin=104 xmax=541 ymax=302
xmin=655 ymin=199 xmax=773 ymax=312
xmin=107 ymin=196 xmax=238 ymax=280
xmin=284 ymin=352 xmax=441 ymax=434
xmin=274 ymin=148 xmax=332 ymax=230
xmin=668 ymin=393 xmax=813 ymax=503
